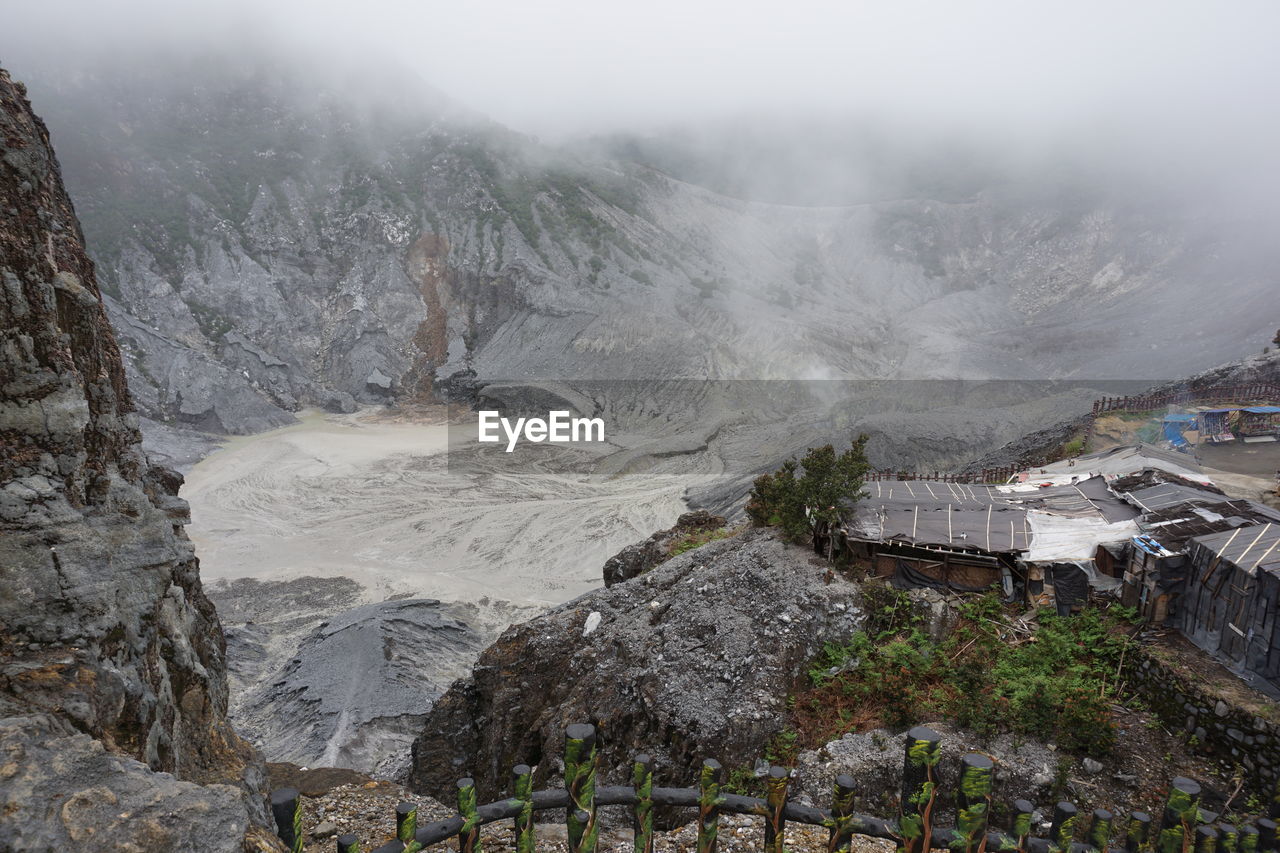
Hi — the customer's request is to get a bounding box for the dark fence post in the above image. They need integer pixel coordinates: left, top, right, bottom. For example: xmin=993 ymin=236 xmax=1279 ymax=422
xmin=1091 ymin=809 xmax=1113 ymax=853
xmin=764 ymin=765 xmax=790 ymax=853
xmin=1239 ymin=824 xmax=1259 ymax=853
xmin=956 ymin=754 xmax=993 ymax=853
xmin=513 ymin=764 xmax=535 ymax=853
xmin=1197 ymin=826 xmax=1220 ymax=853
xmin=397 ymin=802 xmax=418 ymax=849
xmin=458 ymin=778 xmax=481 ymax=853
xmin=271 ymin=788 xmax=303 ymax=853
xmin=1159 ymin=778 xmax=1202 ymax=853
xmin=633 ymin=754 xmax=654 ymax=853
xmin=899 ymin=726 xmax=942 ymax=853
xmin=565 ymin=724 xmax=599 ymax=853
xmin=1013 ymin=799 xmax=1035 ymax=852
xmin=1257 ymin=818 xmax=1276 ymax=851
xmin=829 ymin=775 xmax=856 ymax=853
xmin=1127 ymin=812 xmax=1152 ymax=853
xmin=1050 ymin=802 xmax=1079 ymax=852
xmin=698 ymin=758 xmax=723 ymax=853
xmin=337 ymin=833 xmax=361 ymax=853
xmin=1220 ymin=824 xmax=1239 ymax=853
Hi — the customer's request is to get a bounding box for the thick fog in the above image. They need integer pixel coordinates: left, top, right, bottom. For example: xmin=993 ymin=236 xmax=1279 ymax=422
xmin=5 ymin=0 xmax=1280 ymax=209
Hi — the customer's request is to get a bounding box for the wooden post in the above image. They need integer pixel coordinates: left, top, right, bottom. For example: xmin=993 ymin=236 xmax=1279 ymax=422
xmin=1090 ymin=809 xmax=1113 ymax=852
xmin=1012 ymin=799 xmax=1035 ymax=852
xmin=1219 ymin=824 xmax=1238 ymax=853
xmin=829 ymin=775 xmax=856 ymax=853
xmin=458 ymin=778 xmax=481 ymax=853
xmin=955 ymin=754 xmax=993 ymax=853
xmin=1051 ymin=802 xmax=1079 ymax=852
xmin=633 ymin=754 xmax=654 ymax=853
xmin=899 ymin=726 xmax=941 ymax=853
xmin=565 ymin=724 xmax=599 ymax=853
xmin=513 ymin=764 xmax=535 ymax=853
xmin=764 ymin=766 xmax=790 ymax=853
xmin=1158 ymin=778 xmax=1202 ymax=853
xmin=1256 ymin=819 xmax=1276 ymax=852
xmin=337 ymin=834 xmax=361 ymax=853
xmin=1196 ymin=826 xmax=1219 ymax=853
xmin=397 ymin=802 xmax=418 ymax=848
xmin=271 ymin=788 xmax=303 ymax=853
xmin=1127 ymin=812 xmax=1152 ymax=853
xmin=1239 ymin=824 xmax=1259 ymax=853
xmin=698 ymin=758 xmax=723 ymax=853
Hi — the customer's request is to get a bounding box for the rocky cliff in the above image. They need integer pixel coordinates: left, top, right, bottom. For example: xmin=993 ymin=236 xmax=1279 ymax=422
xmin=0 ymin=67 xmax=279 ymax=850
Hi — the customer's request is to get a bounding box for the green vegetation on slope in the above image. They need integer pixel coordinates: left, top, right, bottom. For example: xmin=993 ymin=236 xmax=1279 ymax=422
xmin=779 ymin=589 xmax=1136 ymax=761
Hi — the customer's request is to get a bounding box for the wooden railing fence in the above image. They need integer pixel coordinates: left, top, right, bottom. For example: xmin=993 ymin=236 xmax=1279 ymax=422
xmin=1085 ymin=383 xmax=1280 ymax=450
xmin=270 ymin=724 xmax=1280 ymax=853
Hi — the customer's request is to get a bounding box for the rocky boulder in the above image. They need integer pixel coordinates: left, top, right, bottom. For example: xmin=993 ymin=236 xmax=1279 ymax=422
xmin=408 ymin=528 xmax=863 ymax=803
xmin=602 ymin=509 xmax=727 ymax=586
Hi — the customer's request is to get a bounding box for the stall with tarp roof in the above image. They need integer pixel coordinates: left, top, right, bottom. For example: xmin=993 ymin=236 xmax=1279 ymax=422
xmin=1238 ymin=405 xmax=1280 ymax=439
xmin=1198 ymin=408 xmax=1239 ymax=443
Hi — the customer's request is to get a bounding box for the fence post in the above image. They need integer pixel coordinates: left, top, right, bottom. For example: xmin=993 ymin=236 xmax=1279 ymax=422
xmin=513 ymin=764 xmax=535 ymax=853
xmin=1220 ymin=825 xmax=1238 ymax=853
xmin=1257 ymin=819 xmax=1276 ymax=851
xmin=565 ymin=724 xmax=599 ymax=853
xmin=1197 ymin=826 xmax=1220 ymax=853
xmin=698 ymin=759 xmax=723 ymax=853
xmin=829 ymin=775 xmax=856 ymax=853
xmin=1239 ymin=824 xmax=1259 ymax=853
xmin=337 ymin=834 xmax=361 ymax=853
xmin=1127 ymin=812 xmax=1152 ymax=853
xmin=1091 ymin=809 xmax=1113 ymax=852
xmin=397 ymin=801 xmax=419 ymax=849
xmin=955 ymin=754 xmax=993 ymax=853
xmin=633 ymin=754 xmax=654 ymax=853
xmin=899 ymin=726 xmax=941 ymax=853
xmin=458 ymin=778 xmax=481 ymax=853
xmin=1158 ymin=778 xmax=1202 ymax=853
xmin=1050 ymin=802 xmax=1079 ymax=852
xmin=1012 ymin=799 xmax=1035 ymax=852
xmin=764 ymin=765 xmax=790 ymax=853
xmin=271 ymin=788 xmax=303 ymax=853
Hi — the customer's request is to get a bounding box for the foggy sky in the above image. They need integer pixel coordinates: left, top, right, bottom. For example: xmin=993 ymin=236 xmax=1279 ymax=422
xmin=6 ymin=0 xmax=1279 ymax=140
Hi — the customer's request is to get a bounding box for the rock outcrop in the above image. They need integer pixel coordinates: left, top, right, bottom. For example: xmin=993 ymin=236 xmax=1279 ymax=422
xmin=407 ymin=529 xmax=863 ymax=803
xmin=602 ymin=509 xmax=727 ymax=586
xmin=0 ymin=67 xmax=278 ymax=849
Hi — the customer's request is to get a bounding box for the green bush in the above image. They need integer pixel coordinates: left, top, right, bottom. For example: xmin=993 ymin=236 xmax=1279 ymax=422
xmin=746 ymin=438 xmax=869 ymax=543
xmin=792 ymin=593 xmax=1129 ymax=758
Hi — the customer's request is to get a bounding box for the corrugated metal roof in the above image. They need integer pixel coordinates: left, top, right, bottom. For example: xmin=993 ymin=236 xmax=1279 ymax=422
xmin=1192 ymin=523 xmax=1280 ymax=571
xmin=1123 ymin=483 xmax=1229 ymax=513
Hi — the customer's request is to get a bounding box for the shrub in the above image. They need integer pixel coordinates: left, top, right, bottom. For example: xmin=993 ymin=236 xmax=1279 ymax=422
xmin=746 ymin=438 xmax=870 ymax=543
xmin=788 ymin=593 xmax=1129 ymax=759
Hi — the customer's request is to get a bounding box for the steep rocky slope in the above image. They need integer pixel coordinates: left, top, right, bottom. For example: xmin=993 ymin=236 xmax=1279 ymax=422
xmin=10 ymin=54 xmax=1277 ymax=440
xmin=0 ymin=67 xmax=279 ymax=850
xmin=407 ymin=529 xmax=863 ymax=803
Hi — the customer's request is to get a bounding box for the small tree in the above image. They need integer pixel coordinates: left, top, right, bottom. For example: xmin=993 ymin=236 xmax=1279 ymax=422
xmin=747 ymin=436 xmax=870 ymax=543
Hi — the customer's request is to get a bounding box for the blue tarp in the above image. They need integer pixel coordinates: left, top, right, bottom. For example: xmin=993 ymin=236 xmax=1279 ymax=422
xmin=1243 ymin=406 xmax=1280 ymax=414
xmin=1163 ymin=420 xmax=1190 ymax=448
xmin=1162 ymin=413 xmax=1198 ymax=423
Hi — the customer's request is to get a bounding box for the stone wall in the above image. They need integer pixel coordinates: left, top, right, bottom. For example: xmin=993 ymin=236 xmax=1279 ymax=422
xmin=1124 ymin=650 xmax=1280 ymax=791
